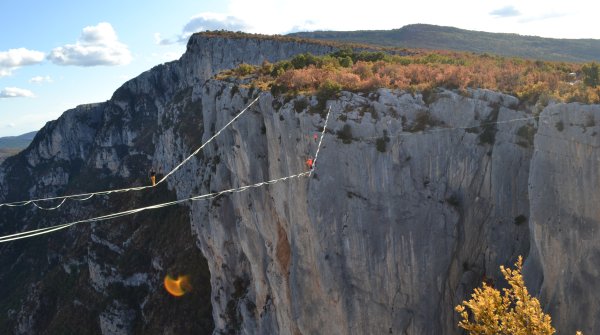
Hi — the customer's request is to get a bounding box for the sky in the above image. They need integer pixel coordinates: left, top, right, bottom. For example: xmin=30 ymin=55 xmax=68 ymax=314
xmin=1 ymin=0 xmax=598 ymax=136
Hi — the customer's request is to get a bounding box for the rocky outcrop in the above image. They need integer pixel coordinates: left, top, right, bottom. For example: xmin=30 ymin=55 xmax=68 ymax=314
xmin=0 ymin=32 xmax=599 ymax=335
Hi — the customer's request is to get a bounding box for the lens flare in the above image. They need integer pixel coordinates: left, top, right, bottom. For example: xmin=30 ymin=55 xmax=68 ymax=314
xmin=164 ymin=274 xmax=192 ymax=297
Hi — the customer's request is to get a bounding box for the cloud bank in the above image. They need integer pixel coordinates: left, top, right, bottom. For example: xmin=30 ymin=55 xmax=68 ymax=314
xmin=47 ymin=22 xmax=132 ymax=66
xmin=0 ymin=48 xmax=45 ymax=77
xmin=156 ymin=13 xmax=251 ymax=45
xmin=0 ymin=87 xmax=35 ymax=98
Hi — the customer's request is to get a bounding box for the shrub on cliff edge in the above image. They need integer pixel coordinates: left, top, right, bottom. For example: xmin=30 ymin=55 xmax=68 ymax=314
xmin=455 ymin=256 xmax=583 ymax=335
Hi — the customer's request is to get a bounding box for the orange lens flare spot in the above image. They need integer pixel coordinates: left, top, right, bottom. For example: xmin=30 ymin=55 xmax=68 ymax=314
xmin=164 ymin=275 xmax=192 ymax=297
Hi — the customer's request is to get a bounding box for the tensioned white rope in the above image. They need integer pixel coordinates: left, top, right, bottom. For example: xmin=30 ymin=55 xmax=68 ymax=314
xmin=0 ymin=104 xmax=334 ymax=243
xmin=310 ymin=106 xmax=331 ymax=176
xmin=0 ymin=98 xmax=560 ymax=210
xmin=0 ymin=99 xmax=574 ymax=211
xmin=156 ymin=94 xmax=261 ymax=185
xmin=32 ymin=199 xmax=66 ymax=210
xmin=0 ymin=171 xmax=312 ymax=243
xmin=0 ymin=94 xmax=261 ymax=209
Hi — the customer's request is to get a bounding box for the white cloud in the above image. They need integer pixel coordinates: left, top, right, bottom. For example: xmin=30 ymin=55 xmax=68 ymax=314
xmin=29 ymin=75 xmax=53 ymax=84
xmin=0 ymin=48 xmax=45 ymax=77
xmin=0 ymin=48 xmax=45 ymax=68
xmin=47 ymin=22 xmax=132 ymax=66
xmin=0 ymin=87 xmax=35 ymax=98
xmin=157 ymin=13 xmax=251 ymax=45
xmin=490 ymin=6 xmax=521 ymax=18
xmin=183 ymin=13 xmax=249 ymax=34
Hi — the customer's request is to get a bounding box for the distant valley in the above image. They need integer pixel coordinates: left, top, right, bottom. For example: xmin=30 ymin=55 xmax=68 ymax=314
xmin=0 ymin=131 xmax=37 ymax=162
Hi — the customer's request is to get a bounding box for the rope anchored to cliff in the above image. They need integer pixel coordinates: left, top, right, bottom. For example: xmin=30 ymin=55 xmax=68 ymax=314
xmin=0 ymin=171 xmax=312 ymax=243
xmin=310 ymin=106 xmax=331 ymax=176
xmin=0 ymin=104 xmax=333 ymax=243
xmin=0 ymin=100 xmax=560 ymax=211
xmin=0 ymin=94 xmax=262 ymax=210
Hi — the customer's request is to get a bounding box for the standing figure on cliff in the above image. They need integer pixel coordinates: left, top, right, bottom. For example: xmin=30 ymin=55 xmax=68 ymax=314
xmin=149 ymin=167 xmax=156 ymax=186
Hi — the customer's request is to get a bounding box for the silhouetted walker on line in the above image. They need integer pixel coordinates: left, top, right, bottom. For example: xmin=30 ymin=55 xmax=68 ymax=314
xmin=149 ymin=168 xmax=156 ymax=186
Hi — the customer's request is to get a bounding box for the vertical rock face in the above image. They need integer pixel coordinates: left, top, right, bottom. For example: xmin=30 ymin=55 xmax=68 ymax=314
xmin=527 ymin=103 xmax=600 ymax=335
xmin=190 ymin=84 xmax=532 ymax=334
xmin=0 ymin=32 xmax=599 ymax=335
xmin=113 ymin=34 xmax=336 ymax=100
xmin=0 ymin=34 xmax=336 ymax=334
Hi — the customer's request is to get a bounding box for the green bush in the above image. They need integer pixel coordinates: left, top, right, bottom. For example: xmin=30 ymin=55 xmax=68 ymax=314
xmin=406 ymin=111 xmax=434 ymax=132
xmin=516 ymin=124 xmax=536 ymax=148
xmin=316 ymin=80 xmax=342 ymax=110
xmin=234 ymin=63 xmax=255 ymax=76
xmin=582 ymin=62 xmax=600 ymax=87
xmin=354 ymin=51 xmax=387 ymax=63
xmin=337 ymin=124 xmax=353 ymax=144
xmin=514 ymin=215 xmax=527 ymax=225
xmin=294 ymin=98 xmax=309 ymax=113
xmin=376 ymin=132 xmax=390 ymax=152
xmin=446 ymin=194 xmax=461 ymax=208
xmin=270 ymin=61 xmax=292 ymax=77
xmin=375 ymin=138 xmax=385 ymax=152
xmin=478 ymin=105 xmax=500 ymax=145
xmin=586 ymin=115 xmax=596 ymax=127
xmin=291 ymin=53 xmax=318 ymax=69
xmin=339 ymin=56 xmax=353 ymax=68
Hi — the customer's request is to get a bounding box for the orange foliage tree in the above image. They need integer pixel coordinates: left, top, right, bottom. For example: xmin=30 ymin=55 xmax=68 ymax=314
xmin=238 ymin=50 xmax=600 ymax=104
xmin=455 ymin=256 xmax=583 ymax=335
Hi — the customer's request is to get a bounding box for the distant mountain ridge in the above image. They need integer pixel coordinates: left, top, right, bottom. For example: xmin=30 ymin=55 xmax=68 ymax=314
xmin=0 ymin=131 xmax=37 ymax=162
xmin=0 ymin=131 xmax=37 ymax=150
xmin=289 ymin=24 xmax=600 ymax=63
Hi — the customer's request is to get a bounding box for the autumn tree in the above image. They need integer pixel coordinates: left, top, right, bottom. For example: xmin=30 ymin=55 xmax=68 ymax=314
xmin=455 ymin=256 xmax=582 ymax=335
xmin=237 ymin=49 xmax=600 ymax=104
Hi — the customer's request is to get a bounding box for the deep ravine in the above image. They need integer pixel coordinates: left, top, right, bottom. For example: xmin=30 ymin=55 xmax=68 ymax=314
xmin=0 ymin=33 xmax=599 ymax=335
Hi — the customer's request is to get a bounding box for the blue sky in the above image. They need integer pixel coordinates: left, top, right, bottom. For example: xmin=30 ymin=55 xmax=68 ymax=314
xmin=1 ymin=0 xmax=598 ymax=136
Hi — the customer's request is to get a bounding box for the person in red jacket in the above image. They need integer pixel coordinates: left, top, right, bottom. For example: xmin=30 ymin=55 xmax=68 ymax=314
xmin=306 ymin=158 xmax=314 ymax=170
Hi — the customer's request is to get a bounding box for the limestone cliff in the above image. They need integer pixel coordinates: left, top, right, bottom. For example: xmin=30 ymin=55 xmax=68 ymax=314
xmin=0 ymin=32 xmax=598 ymax=335
xmin=0 ymin=33 xmax=336 ymax=334
xmin=527 ymin=103 xmax=600 ymax=335
xmin=188 ymin=84 xmax=532 ymax=335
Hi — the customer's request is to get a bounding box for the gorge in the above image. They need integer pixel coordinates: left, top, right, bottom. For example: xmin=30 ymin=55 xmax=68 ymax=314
xmin=0 ymin=32 xmax=598 ymax=335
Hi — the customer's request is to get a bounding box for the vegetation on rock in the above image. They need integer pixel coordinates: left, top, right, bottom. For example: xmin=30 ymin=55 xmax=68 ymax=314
xmin=224 ymin=49 xmax=600 ymax=105
xmin=455 ymin=256 xmax=582 ymax=335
